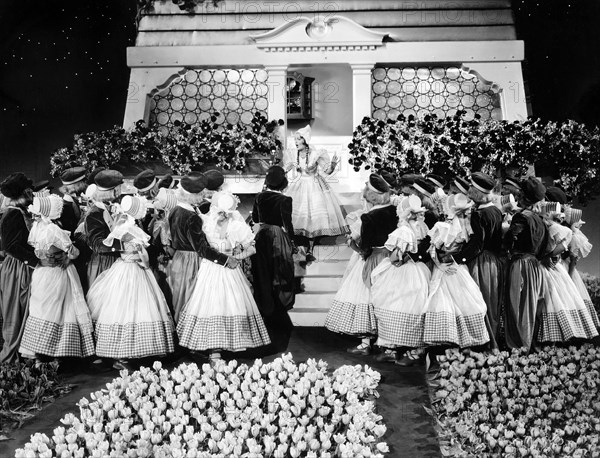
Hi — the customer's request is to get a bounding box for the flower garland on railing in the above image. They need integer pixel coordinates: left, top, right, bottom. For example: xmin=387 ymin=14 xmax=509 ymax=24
xmin=348 ymin=112 xmax=600 ymax=203
xmin=49 ymin=114 xmax=284 ymax=177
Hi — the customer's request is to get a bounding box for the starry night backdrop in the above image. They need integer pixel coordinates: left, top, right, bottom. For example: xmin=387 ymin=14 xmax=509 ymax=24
xmin=0 ymin=0 xmax=599 ymax=184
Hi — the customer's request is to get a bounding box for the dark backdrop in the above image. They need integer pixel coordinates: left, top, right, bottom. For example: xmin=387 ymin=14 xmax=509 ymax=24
xmin=0 ymin=0 xmax=599 ymax=182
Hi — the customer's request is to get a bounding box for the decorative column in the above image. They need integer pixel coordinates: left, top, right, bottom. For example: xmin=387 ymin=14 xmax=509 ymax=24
xmin=351 ymin=63 xmax=375 ymax=128
xmin=265 ymin=65 xmax=289 ymax=146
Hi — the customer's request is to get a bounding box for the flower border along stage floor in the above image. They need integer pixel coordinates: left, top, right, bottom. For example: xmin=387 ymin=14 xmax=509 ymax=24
xmin=17 ymin=354 xmax=391 ymax=457
xmin=428 ymin=344 xmax=600 ymax=458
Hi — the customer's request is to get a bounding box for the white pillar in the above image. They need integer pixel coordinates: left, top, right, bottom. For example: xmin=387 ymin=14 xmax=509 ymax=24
xmin=265 ymin=65 xmax=289 ymax=147
xmin=351 ymin=63 xmax=374 ymax=128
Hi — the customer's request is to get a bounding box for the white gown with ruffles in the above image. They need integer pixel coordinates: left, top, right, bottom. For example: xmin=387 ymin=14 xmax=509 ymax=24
xmin=370 ymin=223 xmax=431 ymax=348
xmin=20 ymin=221 xmax=95 ymax=358
xmin=538 ymin=223 xmax=598 ymax=342
xmin=176 ymin=213 xmax=271 ymax=351
xmin=87 ymin=220 xmax=175 ymax=359
xmin=325 ymin=209 xmax=377 ymax=336
xmin=283 ymin=148 xmax=348 ymax=238
xmin=422 ymin=217 xmax=490 ymax=347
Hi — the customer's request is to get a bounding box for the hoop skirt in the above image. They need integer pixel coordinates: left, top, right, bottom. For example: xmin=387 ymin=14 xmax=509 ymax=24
xmin=87 ymin=254 xmax=175 ymax=359
xmin=422 ymin=221 xmax=489 ymax=348
xmin=325 ymin=252 xmax=377 ymax=336
xmin=177 ymin=217 xmax=271 ymax=352
xmin=538 ymin=223 xmax=598 ymax=342
xmin=284 ymin=149 xmax=348 ymax=238
xmin=370 ymin=224 xmax=430 ymax=348
xmin=21 ymin=265 xmax=94 ymax=358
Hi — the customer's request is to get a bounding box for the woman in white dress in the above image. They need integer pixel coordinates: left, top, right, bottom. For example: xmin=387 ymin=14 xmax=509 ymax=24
xmin=536 ymin=203 xmax=598 ymax=343
xmin=422 ymin=194 xmax=490 ymax=348
xmin=87 ymin=196 xmax=175 ymax=369
xmin=19 ymin=195 xmax=95 ymax=360
xmin=561 ymin=207 xmax=600 ymax=330
xmin=177 ymin=192 xmax=271 ymax=362
xmin=370 ymin=195 xmax=431 ymax=363
xmin=283 ymin=125 xmax=348 ymax=260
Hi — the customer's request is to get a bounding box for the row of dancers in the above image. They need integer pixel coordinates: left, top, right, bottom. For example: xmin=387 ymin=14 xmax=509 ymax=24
xmin=0 ymin=165 xmax=297 ymax=368
xmin=325 ymin=171 xmax=598 ymax=365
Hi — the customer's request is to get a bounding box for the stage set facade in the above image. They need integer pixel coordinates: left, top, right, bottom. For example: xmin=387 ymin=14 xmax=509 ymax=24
xmin=123 ymin=0 xmax=535 ymax=325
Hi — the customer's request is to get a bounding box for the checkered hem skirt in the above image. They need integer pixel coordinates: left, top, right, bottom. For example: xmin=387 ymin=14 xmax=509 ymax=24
xmin=177 ymin=313 xmax=271 ymax=352
xmin=373 ymin=308 xmax=425 ymax=348
xmin=94 ymin=321 xmax=175 ymax=359
xmin=538 ymin=308 xmax=599 ymax=342
xmin=584 ymin=299 xmax=600 ymax=329
xmin=20 ymin=316 xmax=95 ymax=358
xmin=423 ymin=311 xmax=489 ymax=348
xmin=325 ymin=300 xmax=377 ymax=336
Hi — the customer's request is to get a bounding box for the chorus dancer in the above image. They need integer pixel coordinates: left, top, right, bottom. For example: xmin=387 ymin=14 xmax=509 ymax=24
xmin=84 ymin=170 xmax=124 ymax=288
xmin=422 ymin=193 xmax=490 ymax=350
xmin=370 ymin=196 xmax=431 ymax=364
xmin=325 ymin=188 xmax=375 ymax=347
xmin=251 ymin=166 xmax=296 ymax=350
xmin=0 ymin=173 xmax=38 ymax=363
xmin=454 ymin=172 xmax=504 ymax=349
xmin=410 ymin=178 xmax=440 ymax=229
xmin=283 ymin=125 xmax=348 ymax=261
xmin=561 ymin=207 xmax=600 ymax=330
xmin=536 ymin=202 xmax=598 ymax=343
xmin=168 ymin=172 xmax=212 ymax=323
xmin=343 ymin=174 xmax=398 ymax=356
xmin=87 ymin=196 xmax=175 ymax=370
xmin=19 ymin=196 xmax=94 ymax=361
xmin=177 ymin=192 xmax=271 ymax=363
xmin=503 ymin=177 xmax=548 ymax=351
xmin=149 ymin=188 xmax=179 ymax=315
xmin=58 ymin=166 xmax=91 ymax=291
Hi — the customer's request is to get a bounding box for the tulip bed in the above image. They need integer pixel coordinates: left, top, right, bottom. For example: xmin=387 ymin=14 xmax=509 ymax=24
xmin=430 ymin=344 xmax=600 ymax=457
xmin=16 ymin=354 xmax=389 ymax=457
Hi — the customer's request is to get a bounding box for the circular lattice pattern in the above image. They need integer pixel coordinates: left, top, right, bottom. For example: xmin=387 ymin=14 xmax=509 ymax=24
xmin=371 ymin=67 xmax=502 ymax=122
xmin=149 ymin=69 xmax=269 ymax=135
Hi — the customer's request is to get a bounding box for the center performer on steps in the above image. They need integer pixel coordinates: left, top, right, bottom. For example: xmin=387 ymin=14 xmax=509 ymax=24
xmin=283 ymin=125 xmax=348 ymax=261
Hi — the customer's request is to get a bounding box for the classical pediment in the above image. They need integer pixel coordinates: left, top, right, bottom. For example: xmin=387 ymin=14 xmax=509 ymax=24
xmin=250 ymin=15 xmax=388 ymax=52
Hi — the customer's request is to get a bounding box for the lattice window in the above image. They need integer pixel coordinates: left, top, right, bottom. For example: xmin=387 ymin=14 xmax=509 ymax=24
xmin=371 ymin=66 xmax=501 ymax=122
xmin=149 ymin=68 xmax=269 ymax=135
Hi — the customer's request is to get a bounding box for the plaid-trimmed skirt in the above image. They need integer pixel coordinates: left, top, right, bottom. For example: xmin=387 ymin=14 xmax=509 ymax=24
xmin=423 ymin=264 xmax=489 ymax=348
xmin=177 ymin=261 xmax=271 ymax=352
xmin=87 ymin=252 xmax=118 ymax=290
xmin=562 ymin=260 xmax=600 ymax=330
xmin=325 ymin=252 xmax=377 ymax=336
xmin=20 ymin=265 xmax=94 ymax=358
xmin=286 ymin=174 xmax=348 ymax=238
xmin=88 ymin=259 xmax=175 ymax=359
xmin=538 ymin=262 xmax=598 ymax=342
xmin=371 ymin=258 xmax=431 ymax=348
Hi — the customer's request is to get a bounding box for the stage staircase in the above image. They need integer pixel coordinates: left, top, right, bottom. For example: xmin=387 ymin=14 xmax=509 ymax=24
xmin=289 ymin=191 xmax=361 ymax=327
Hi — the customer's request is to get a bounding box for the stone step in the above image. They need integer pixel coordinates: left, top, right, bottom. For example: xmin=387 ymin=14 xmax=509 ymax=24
xmin=302 ymin=275 xmax=343 ymax=291
xmin=294 ymin=292 xmax=336 ymax=309
xmin=288 ymin=308 xmax=329 ymax=327
xmin=304 ymin=260 xmax=349 ymax=276
xmin=312 ymin=244 xmax=353 ymax=262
